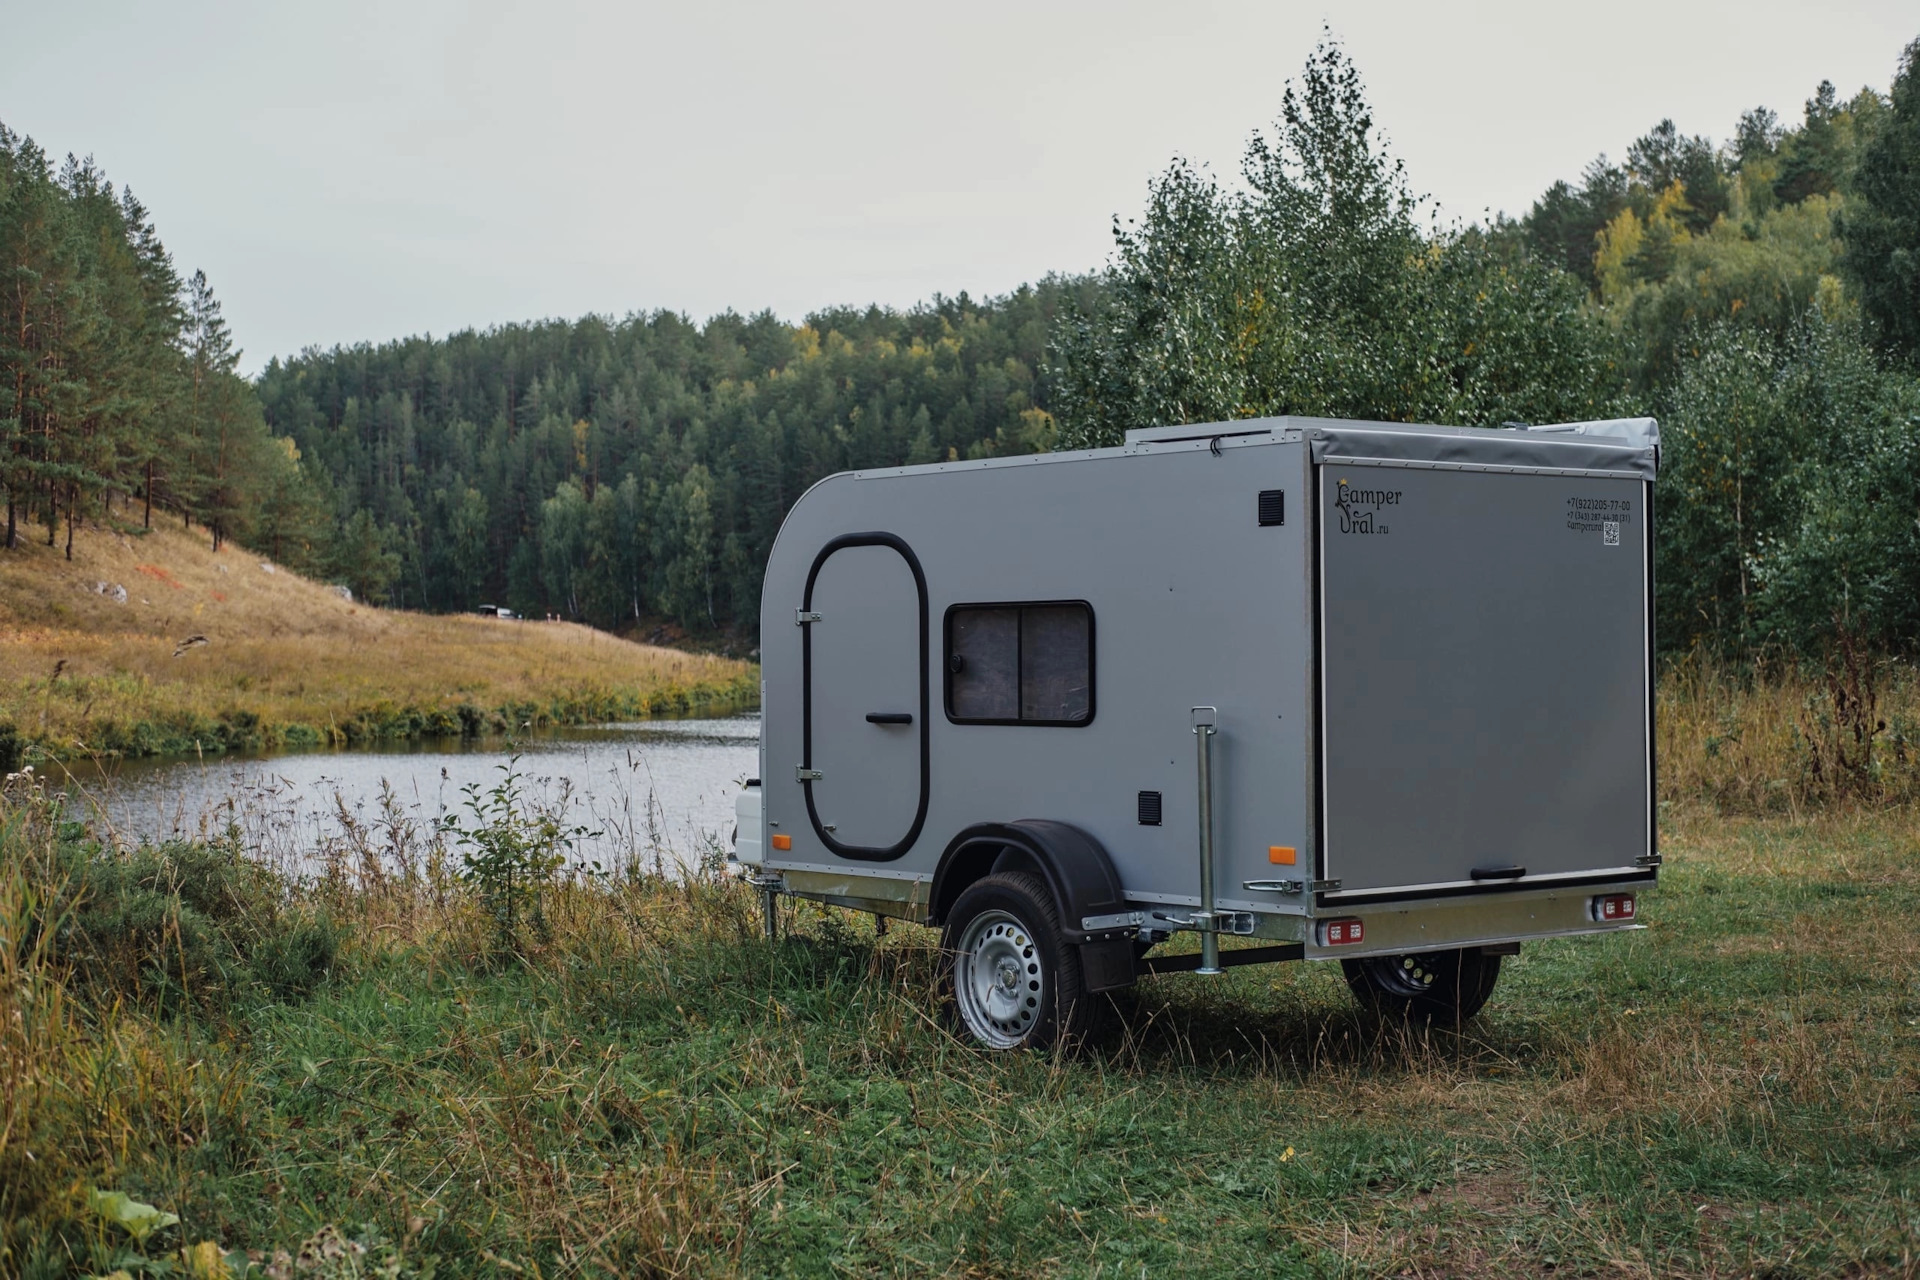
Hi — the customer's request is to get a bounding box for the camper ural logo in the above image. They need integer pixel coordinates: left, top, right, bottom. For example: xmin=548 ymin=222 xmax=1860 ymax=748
xmin=1333 ymin=478 xmax=1399 ymax=535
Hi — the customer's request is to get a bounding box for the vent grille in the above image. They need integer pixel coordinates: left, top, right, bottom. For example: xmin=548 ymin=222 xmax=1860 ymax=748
xmin=1137 ymin=790 xmax=1163 ymax=826
xmin=1258 ymin=489 xmax=1286 ymax=526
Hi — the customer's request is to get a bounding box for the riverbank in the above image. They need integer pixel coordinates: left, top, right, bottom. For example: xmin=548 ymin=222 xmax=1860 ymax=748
xmin=0 ymin=521 xmax=755 ymax=766
xmin=3 ymin=779 xmax=1915 ymax=1276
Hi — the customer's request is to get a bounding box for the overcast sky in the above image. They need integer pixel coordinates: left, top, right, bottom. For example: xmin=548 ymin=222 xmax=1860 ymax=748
xmin=5 ymin=1 xmax=1915 ymax=371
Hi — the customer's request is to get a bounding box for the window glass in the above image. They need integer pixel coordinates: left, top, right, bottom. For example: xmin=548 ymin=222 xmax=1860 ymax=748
xmin=946 ymin=602 xmax=1093 ymax=725
xmin=949 ymin=607 xmax=1018 ymax=720
xmin=1021 ymin=605 xmax=1091 ymax=722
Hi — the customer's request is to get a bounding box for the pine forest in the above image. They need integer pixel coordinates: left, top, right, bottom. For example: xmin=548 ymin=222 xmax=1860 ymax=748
xmin=6 ymin=36 xmax=1920 ymax=664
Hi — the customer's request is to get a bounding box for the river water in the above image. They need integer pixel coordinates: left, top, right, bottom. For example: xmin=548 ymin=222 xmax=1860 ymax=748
xmin=61 ymin=713 xmax=761 ymax=876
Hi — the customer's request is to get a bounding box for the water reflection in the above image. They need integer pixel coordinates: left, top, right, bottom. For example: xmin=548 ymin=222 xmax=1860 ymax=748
xmin=62 ymin=714 xmax=761 ymax=875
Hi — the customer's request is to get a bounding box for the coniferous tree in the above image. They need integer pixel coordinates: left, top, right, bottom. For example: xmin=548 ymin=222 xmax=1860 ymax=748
xmin=1842 ymin=38 xmax=1920 ymax=363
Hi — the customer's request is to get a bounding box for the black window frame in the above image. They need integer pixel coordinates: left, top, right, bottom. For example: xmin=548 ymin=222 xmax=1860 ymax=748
xmin=942 ymin=599 xmax=1096 ymax=727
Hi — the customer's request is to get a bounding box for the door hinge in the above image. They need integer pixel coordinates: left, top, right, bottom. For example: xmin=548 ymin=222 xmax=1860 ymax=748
xmin=1311 ymin=879 xmax=1342 ymax=893
xmin=1636 ymin=853 xmax=1663 ymax=867
xmin=794 ymin=609 xmax=822 ymax=625
xmin=794 ymin=766 xmax=823 ymax=782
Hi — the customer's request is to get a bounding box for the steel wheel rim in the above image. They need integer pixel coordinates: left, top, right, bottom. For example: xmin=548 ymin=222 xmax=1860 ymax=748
xmin=954 ymin=909 xmax=1044 ymax=1049
xmin=1366 ymin=952 xmax=1445 ymax=999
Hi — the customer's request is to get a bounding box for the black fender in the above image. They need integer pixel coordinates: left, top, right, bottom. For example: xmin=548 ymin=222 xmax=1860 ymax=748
xmin=930 ymin=820 xmax=1136 ymax=991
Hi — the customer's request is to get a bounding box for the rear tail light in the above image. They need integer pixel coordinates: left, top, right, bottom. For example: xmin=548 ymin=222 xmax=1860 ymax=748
xmin=1317 ymin=918 xmax=1365 ymax=946
xmin=1591 ymin=893 xmax=1636 ymax=922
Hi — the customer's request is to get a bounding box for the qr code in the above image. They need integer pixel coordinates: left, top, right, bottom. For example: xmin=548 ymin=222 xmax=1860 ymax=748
xmin=1603 ymin=521 xmax=1620 ymax=546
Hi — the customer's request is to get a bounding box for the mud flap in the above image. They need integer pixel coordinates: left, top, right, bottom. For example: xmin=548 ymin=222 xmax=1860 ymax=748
xmin=1080 ymin=938 xmax=1137 ymax=993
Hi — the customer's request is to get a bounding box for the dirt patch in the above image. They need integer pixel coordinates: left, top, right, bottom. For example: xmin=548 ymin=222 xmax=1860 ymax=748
xmin=1407 ymin=1170 xmax=1533 ymax=1218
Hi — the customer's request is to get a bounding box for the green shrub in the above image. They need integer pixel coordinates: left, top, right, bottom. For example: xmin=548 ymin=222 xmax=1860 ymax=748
xmin=10 ymin=798 xmax=339 ymax=1014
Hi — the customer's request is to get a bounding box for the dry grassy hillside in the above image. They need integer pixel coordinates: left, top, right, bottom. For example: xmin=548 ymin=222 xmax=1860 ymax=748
xmin=0 ymin=521 xmax=753 ymax=762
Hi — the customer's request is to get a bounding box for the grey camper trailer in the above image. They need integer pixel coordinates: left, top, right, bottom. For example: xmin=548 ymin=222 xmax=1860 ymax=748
xmin=733 ymin=415 xmax=1659 ymax=1050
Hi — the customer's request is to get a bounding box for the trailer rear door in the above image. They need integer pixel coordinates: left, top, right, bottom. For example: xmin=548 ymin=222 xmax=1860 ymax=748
xmin=1317 ymin=460 xmax=1652 ymax=901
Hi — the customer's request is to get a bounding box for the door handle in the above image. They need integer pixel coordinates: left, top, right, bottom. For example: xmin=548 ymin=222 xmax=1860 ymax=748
xmin=865 ymin=712 xmax=913 ymax=725
xmin=1470 ymin=864 xmax=1527 ymax=880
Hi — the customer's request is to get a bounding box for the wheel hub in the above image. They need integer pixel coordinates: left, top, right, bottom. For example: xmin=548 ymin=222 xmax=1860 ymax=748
xmin=954 ymin=910 xmax=1044 ymax=1049
xmin=1366 ymin=952 xmax=1443 ymax=998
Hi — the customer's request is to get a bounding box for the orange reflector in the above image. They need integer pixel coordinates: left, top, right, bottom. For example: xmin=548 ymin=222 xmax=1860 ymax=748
xmin=1269 ymin=845 xmax=1297 ymax=865
xmin=770 ymin=833 xmax=792 ymax=851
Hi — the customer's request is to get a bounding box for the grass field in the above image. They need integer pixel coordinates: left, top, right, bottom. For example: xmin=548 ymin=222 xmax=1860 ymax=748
xmin=4 ymin=776 xmax=1916 ymax=1278
xmin=0 ymin=521 xmax=754 ymax=763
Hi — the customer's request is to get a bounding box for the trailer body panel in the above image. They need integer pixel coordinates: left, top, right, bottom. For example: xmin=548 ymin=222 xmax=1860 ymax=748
xmin=1318 ymin=463 xmax=1652 ymax=898
xmin=760 ymin=431 xmax=1316 ymax=912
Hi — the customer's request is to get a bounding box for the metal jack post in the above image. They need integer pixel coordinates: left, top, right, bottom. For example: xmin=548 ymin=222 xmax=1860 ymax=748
xmin=762 ymin=884 xmax=779 ymax=942
xmin=1191 ymin=706 xmax=1222 ymax=975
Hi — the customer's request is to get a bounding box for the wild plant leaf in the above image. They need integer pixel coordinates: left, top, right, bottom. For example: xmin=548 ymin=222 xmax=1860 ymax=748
xmin=88 ymin=1188 xmax=180 ymax=1243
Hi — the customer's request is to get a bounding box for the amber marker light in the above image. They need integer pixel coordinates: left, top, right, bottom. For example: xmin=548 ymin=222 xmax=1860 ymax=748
xmin=771 ymin=834 xmax=792 ymax=851
xmin=1269 ymin=845 xmax=1296 ymax=865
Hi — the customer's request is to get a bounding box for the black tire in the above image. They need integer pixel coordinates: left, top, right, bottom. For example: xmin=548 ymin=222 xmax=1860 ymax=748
xmin=937 ymin=871 xmax=1093 ymax=1051
xmin=1341 ymin=948 xmax=1502 ymax=1024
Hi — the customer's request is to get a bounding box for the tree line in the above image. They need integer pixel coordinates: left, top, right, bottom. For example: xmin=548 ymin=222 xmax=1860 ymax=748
xmin=1057 ymin=36 xmax=1920 ymax=660
xmin=0 ymin=126 xmax=331 ymax=569
xmin=254 ymin=286 xmax=1092 ymax=631
xmin=12 ymin=34 xmax=1920 ymax=666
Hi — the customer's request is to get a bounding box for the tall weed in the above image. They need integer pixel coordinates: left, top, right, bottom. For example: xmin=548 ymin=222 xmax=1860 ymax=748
xmin=1661 ymin=650 xmax=1920 ymax=812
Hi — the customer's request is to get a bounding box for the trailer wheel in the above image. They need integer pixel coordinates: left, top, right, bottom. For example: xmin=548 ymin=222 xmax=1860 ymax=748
xmin=939 ymin=872 xmax=1091 ymax=1051
xmin=1341 ymin=948 xmax=1502 ymax=1024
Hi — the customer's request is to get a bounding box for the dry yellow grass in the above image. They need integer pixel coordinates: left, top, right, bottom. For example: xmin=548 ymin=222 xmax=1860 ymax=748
xmin=1659 ymin=652 xmax=1920 ymax=812
xmin=0 ymin=519 xmax=754 ymax=760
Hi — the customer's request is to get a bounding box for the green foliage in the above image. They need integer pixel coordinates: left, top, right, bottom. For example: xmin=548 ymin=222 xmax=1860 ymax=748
xmin=1514 ymin=76 xmax=1890 ymax=396
xmin=1841 ymin=38 xmax=1920 ymax=364
xmin=1048 ymin=39 xmax=1627 ymax=448
xmin=1479 ymin=46 xmax=1920 ymax=663
xmin=12 ymin=802 xmax=1920 ymax=1274
xmin=438 ymin=758 xmax=581 ymax=956
xmin=325 ymin=509 xmax=401 ymax=604
xmin=1656 ymin=312 xmax=1920 ymax=657
xmin=87 ymin=1190 xmax=179 ymax=1246
xmin=10 ymin=791 xmax=338 ymax=1013
xmin=1596 ymin=189 xmax=1846 ymax=392
xmin=256 ymin=285 xmax=1096 ymax=633
xmin=0 ymin=126 xmax=328 ymax=567
xmin=20 ymin=41 xmax=1920 ymax=674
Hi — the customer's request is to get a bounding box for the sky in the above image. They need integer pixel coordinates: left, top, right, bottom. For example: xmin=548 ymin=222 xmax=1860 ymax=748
xmin=5 ymin=1 xmax=1916 ymax=371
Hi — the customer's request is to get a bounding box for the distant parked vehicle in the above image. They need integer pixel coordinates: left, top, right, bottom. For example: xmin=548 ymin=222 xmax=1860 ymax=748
xmin=735 ymin=414 xmax=1660 ymax=1050
xmin=476 ymin=604 xmax=519 ymax=620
